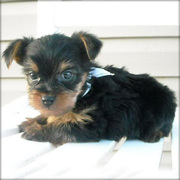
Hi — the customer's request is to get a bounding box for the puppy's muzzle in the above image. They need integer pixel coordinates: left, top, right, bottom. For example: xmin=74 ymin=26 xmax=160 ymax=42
xmin=42 ymin=95 xmax=56 ymax=107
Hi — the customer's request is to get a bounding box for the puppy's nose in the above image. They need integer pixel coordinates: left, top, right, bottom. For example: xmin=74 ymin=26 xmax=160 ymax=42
xmin=42 ymin=95 xmax=56 ymax=107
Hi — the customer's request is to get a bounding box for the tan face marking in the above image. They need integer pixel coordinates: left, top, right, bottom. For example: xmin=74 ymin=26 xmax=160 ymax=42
xmin=28 ymin=73 xmax=88 ymax=117
xmin=58 ymin=60 xmax=74 ymax=73
xmin=29 ymin=90 xmax=78 ymax=117
xmin=26 ymin=59 xmax=39 ymax=72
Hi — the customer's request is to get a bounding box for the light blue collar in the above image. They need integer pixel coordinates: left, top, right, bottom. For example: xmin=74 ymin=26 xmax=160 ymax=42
xmin=82 ymin=67 xmax=114 ymax=97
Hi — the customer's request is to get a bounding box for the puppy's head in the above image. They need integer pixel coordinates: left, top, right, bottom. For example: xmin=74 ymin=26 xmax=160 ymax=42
xmin=3 ymin=32 xmax=102 ymax=117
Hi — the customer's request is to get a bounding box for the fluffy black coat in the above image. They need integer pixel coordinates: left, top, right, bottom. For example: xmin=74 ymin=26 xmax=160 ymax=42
xmin=3 ymin=32 xmax=177 ymax=145
xmin=77 ymin=66 xmax=176 ymax=142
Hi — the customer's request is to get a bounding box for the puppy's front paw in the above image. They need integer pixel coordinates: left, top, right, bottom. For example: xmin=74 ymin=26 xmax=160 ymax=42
xmin=18 ymin=118 xmax=37 ymax=132
xmin=22 ymin=124 xmax=46 ymax=142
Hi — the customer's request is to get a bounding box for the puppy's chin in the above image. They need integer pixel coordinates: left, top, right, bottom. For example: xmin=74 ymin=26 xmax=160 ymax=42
xmin=29 ymin=90 xmax=78 ymax=118
xmin=39 ymin=106 xmax=73 ymax=117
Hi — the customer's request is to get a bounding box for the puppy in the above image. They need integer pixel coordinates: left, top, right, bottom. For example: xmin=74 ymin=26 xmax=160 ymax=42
xmin=3 ymin=32 xmax=177 ymax=145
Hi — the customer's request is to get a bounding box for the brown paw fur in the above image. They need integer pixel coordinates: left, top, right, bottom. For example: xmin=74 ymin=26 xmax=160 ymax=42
xmin=21 ymin=123 xmax=46 ymax=142
xmin=18 ymin=118 xmax=37 ymax=132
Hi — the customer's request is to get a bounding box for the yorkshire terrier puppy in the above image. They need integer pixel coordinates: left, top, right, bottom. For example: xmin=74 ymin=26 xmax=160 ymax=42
xmin=3 ymin=32 xmax=176 ymax=145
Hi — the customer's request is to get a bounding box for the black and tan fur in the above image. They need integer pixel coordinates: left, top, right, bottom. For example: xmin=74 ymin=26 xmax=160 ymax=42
xmin=3 ymin=32 xmax=177 ymax=145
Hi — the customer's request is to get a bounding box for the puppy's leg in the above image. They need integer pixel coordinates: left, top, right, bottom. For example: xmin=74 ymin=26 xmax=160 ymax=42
xmin=21 ymin=122 xmax=99 ymax=145
xmin=47 ymin=122 xmax=101 ymax=145
xmin=21 ymin=113 xmax=102 ymax=144
xmin=145 ymin=122 xmax=173 ymax=142
xmin=139 ymin=121 xmax=172 ymax=143
xmin=142 ymin=130 xmax=165 ymax=143
xmin=21 ymin=122 xmax=48 ymax=142
xmin=19 ymin=115 xmax=47 ymax=132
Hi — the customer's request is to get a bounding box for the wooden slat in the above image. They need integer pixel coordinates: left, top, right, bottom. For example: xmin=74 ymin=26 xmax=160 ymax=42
xmin=1 ymin=60 xmax=24 ymax=78
xmin=103 ymin=139 xmax=164 ymax=175
xmin=56 ymin=26 xmax=179 ymax=39
xmin=1 ymin=2 xmax=37 ymax=41
xmin=101 ymin=38 xmax=179 ymax=53
xmin=97 ymin=51 xmax=178 ymax=77
xmin=1 ymin=78 xmax=27 ymax=106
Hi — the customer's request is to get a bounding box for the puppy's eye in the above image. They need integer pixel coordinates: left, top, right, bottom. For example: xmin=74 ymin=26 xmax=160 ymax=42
xmin=29 ymin=72 xmax=40 ymax=82
xmin=62 ymin=71 xmax=73 ymax=80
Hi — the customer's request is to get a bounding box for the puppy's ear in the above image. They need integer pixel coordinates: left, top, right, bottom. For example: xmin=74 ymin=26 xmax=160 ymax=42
xmin=71 ymin=31 xmax=102 ymax=60
xmin=2 ymin=37 xmax=34 ymax=68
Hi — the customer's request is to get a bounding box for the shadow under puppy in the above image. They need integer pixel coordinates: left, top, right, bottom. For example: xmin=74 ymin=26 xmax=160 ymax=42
xmin=3 ymin=32 xmax=176 ymax=145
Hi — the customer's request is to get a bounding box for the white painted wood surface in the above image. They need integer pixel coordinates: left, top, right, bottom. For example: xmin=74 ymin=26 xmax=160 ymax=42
xmin=2 ymin=95 xmax=178 ymax=179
